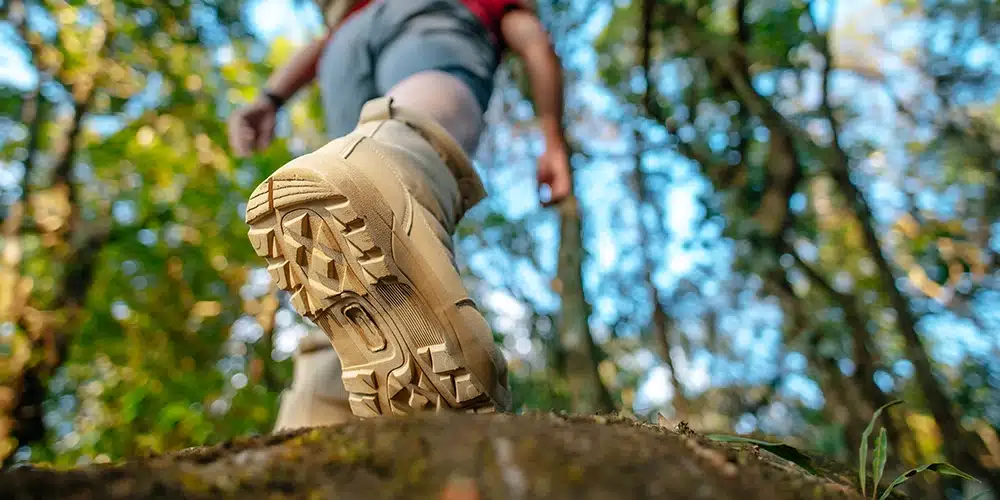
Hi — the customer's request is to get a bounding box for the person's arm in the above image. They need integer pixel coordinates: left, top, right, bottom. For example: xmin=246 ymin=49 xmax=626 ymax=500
xmin=267 ymin=0 xmax=364 ymax=102
xmin=500 ymin=8 xmax=572 ymax=206
xmin=263 ymin=32 xmax=332 ymax=104
xmin=228 ymin=31 xmax=331 ymax=157
xmin=500 ymin=9 xmax=565 ymax=148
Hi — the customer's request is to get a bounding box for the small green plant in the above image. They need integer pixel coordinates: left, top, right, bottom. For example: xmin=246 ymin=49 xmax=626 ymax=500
xmin=860 ymin=400 xmax=902 ymax=497
xmin=703 ymin=401 xmax=990 ymax=500
xmin=860 ymin=400 xmax=981 ymax=500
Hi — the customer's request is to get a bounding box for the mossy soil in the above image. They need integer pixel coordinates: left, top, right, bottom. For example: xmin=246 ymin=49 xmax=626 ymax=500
xmin=2 ymin=413 xmax=868 ymax=499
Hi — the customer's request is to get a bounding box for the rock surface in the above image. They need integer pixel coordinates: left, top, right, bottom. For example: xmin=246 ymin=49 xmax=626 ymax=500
xmin=2 ymin=413 xmax=865 ymax=499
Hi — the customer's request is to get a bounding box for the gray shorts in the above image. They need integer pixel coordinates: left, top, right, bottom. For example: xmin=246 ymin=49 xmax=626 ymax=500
xmin=317 ymin=0 xmax=500 ymax=139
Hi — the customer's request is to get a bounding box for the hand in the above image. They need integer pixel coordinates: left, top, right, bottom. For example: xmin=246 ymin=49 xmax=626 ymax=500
xmin=227 ymin=97 xmax=277 ymax=157
xmin=536 ymin=142 xmax=572 ymax=207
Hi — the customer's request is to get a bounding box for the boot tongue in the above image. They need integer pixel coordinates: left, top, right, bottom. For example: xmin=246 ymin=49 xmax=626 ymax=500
xmin=356 ymin=97 xmax=487 ymax=218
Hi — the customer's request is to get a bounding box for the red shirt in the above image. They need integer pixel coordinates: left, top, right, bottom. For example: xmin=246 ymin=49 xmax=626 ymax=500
xmin=336 ymin=0 xmax=526 ymax=46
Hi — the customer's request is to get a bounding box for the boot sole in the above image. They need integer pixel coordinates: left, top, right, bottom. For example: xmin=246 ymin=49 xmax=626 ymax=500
xmin=245 ymin=155 xmax=497 ymax=418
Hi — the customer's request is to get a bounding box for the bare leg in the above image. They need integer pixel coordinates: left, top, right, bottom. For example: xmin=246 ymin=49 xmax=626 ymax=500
xmin=385 ymin=71 xmax=485 ymax=157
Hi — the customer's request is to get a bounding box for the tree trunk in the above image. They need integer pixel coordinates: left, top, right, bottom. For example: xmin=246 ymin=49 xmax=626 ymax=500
xmin=766 ymin=271 xmax=868 ymax=464
xmin=830 ymin=164 xmax=1000 ymax=492
xmin=822 ymin=81 xmax=1000 ymax=491
xmin=784 ymin=243 xmax=922 ymax=466
xmin=555 ymin=195 xmax=615 ymax=414
xmin=800 ymin=6 xmax=993 ymax=483
xmin=816 ymin=355 xmax=868 ymax=458
xmin=630 ymin=130 xmax=688 ymax=417
xmin=3 ymin=0 xmax=45 ymax=465
xmin=5 ymin=12 xmax=113 ymax=464
xmin=636 ymin=0 xmax=688 ymax=419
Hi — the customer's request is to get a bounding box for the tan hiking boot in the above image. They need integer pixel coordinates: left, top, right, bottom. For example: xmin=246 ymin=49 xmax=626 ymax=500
xmin=272 ymin=330 xmax=354 ymax=432
xmin=246 ymin=97 xmax=510 ymax=417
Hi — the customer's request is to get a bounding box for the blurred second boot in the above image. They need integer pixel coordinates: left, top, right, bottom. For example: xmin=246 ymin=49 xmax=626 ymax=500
xmin=272 ymin=330 xmax=353 ymax=432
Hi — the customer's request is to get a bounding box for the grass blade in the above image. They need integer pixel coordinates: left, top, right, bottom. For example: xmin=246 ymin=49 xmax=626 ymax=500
xmin=876 ymin=462 xmax=979 ymax=500
xmin=872 ymin=428 xmax=888 ymax=499
xmin=861 ymin=400 xmax=903 ymax=497
xmin=706 ymin=434 xmax=817 ymax=474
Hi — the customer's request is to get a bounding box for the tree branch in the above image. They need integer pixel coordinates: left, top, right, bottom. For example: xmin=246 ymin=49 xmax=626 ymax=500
xmin=50 ymin=6 xmax=115 ymax=209
xmin=736 ymin=0 xmax=749 ymax=45
xmin=639 ymin=59 xmax=740 ymax=187
xmin=633 ymin=0 xmax=688 ymax=416
xmin=9 ymin=0 xmax=46 ymax=205
xmin=659 ymin=3 xmax=803 ymax=236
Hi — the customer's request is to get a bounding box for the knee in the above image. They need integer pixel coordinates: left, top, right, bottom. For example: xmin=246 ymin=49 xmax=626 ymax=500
xmin=385 ymin=71 xmax=485 ymax=155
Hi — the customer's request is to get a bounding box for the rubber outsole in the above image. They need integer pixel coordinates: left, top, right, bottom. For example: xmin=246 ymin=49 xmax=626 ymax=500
xmin=245 ymin=160 xmax=497 ymax=418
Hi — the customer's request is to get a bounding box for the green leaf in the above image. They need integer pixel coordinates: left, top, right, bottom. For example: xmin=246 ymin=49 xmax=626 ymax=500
xmin=861 ymin=400 xmax=903 ymax=497
xmin=705 ymin=435 xmax=817 ymax=474
xmin=120 ymin=386 xmax=149 ymax=424
xmin=483 ymin=212 xmax=509 ymax=228
xmin=872 ymin=427 xmax=888 ymax=500
xmin=877 ymin=463 xmax=979 ymax=500
xmin=967 ymin=492 xmax=991 ymax=500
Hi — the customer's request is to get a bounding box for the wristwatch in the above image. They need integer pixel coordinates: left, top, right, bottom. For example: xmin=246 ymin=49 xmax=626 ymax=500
xmin=263 ymin=90 xmax=286 ymax=109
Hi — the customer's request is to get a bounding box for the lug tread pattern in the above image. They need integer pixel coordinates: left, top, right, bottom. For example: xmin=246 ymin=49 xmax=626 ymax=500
xmin=246 ymin=173 xmax=497 ymax=419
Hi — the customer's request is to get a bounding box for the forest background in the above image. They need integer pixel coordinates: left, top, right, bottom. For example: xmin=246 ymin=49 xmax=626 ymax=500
xmin=0 ymin=0 xmax=998 ymax=498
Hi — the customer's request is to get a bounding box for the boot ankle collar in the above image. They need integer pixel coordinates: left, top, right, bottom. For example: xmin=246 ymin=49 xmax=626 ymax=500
xmin=357 ymin=97 xmax=487 ymax=217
